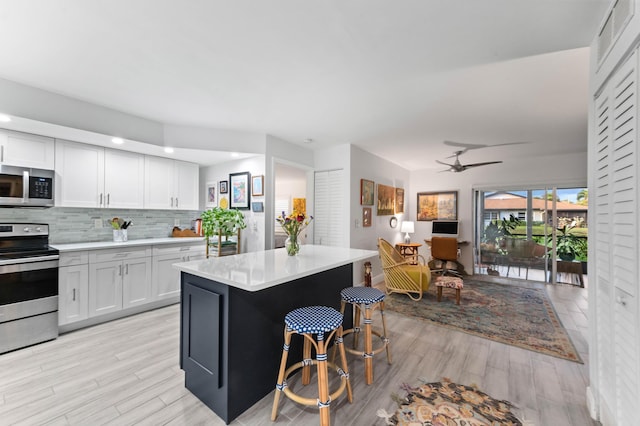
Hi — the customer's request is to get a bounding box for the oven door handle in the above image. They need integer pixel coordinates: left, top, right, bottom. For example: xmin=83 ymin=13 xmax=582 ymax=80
xmin=0 ymin=257 xmax=60 ymax=272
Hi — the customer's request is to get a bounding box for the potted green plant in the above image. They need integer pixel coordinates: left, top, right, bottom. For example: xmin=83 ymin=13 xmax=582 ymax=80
xmin=552 ymin=223 xmax=587 ymax=261
xmin=201 ymin=207 xmax=247 ymax=257
xmin=482 ymin=214 xmax=521 ymax=250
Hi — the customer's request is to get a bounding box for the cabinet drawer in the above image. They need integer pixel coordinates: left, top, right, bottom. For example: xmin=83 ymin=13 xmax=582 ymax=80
xmin=89 ymin=247 xmax=151 ymax=263
xmin=152 ymin=242 xmax=205 ymax=256
xmin=59 ymin=251 xmax=89 ymax=267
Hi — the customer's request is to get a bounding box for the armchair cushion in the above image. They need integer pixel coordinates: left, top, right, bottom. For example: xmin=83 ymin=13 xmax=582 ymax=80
xmin=404 ymin=264 xmax=431 ymax=292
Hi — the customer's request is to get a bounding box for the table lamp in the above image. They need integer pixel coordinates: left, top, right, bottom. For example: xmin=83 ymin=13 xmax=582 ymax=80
xmin=400 ymin=221 xmax=414 ymax=243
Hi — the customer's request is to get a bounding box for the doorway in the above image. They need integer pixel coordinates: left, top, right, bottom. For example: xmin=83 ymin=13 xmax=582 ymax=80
xmin=273 ymin=162 xmax=309 ymax=248
xmin=474 ymin=187 xmax=588 ymax=285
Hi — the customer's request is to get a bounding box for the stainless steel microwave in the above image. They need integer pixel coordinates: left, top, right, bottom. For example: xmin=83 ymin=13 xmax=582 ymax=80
xmin=0 ymin=165 xmax=55 ymax=207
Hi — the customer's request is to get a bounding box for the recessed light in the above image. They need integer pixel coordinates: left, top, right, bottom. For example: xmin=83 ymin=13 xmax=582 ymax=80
xmin=164 ymin=147 xmax=174 ymax=154
xmin=112 ymin=137 xmax=124 ymax=144
xmin=304 ymin=138 xmax=314 ymax=144
xmin=231 ymin=152 xmax=239 ymax=157
xmin=0 ymin=114 xmax=11 ymax=122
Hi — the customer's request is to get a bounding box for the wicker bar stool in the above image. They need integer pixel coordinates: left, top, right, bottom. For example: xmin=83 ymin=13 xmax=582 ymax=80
xmin=271 ymin=306 xmax=353 ymax=426
xmin=336 ymin=287 xmax=391 ymax=385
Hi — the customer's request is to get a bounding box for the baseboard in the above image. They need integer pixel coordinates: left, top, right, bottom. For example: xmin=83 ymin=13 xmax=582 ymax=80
xmin=59 ymin=297 xmax=180 ymax=334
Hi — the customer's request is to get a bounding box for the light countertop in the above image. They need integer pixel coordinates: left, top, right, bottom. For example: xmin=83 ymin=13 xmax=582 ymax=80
xmin=173 ymin=245 xmax=377 ymax=292
xmin=52 ymin=237 xmax=205 ymax=252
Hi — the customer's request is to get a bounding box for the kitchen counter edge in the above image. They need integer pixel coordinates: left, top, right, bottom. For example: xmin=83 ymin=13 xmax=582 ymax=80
xmin=52 ymin=237 xmax=205 ymax=252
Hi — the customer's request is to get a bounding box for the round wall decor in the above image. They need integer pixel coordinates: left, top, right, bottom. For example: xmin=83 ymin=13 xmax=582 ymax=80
xmin=389 ymin=216 xmax=398 ymax=228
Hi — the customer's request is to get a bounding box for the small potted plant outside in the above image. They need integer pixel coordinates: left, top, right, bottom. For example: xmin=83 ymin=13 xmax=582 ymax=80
xmin=201 ymin=207 xmax=247 ymax=257
xmin=552 ymin=223 xmax=587 ymax=261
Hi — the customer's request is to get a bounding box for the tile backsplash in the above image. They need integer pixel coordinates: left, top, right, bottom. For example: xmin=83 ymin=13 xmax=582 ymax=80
xmin=0 ymin=207 xmax=202 ymax=244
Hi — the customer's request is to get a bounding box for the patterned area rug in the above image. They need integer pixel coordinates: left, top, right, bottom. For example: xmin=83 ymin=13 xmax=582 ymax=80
xmin=382 ymin=277 xmax=582 ymax=363
xmin=378 ymin=378 xmax=524 ymax=425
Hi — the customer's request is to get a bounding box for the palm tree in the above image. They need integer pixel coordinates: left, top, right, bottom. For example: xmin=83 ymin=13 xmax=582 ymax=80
xmin=577 ymin=189 xmax=588 ymax=205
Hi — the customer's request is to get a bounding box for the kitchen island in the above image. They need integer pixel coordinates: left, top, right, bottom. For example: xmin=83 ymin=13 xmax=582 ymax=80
xmin=173 ymin=245 xmax=377 ymax=424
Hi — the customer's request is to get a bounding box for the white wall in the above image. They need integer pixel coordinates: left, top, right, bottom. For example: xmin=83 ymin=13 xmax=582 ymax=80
xmin=349 ymin=145 xmax=411 ymax=283
xmin=0 ymin=77 xmax=165 ymax=145
xmin=164 ymin=124 xmax=266 ymax=153
xmin=410 ymin=151 xmax=588 ymax=272
xmin=200 ymin=155 xmax=266 ymax=253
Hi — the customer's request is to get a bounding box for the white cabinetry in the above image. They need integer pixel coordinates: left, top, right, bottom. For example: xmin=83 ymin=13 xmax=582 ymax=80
xmin=58 ymin=251 xmax=89 ymax=325
xmin=144 ymin=156 xmax=199 ymax=210
xmin=55 ymin=140 xmax=144 ymax=208
xmin=0 ymin=129 xmax=55 ymax=169
xmin=151 ymin=241 xmax=205 ymax=300
xmin=88 ymin=247 xmax=151 ymax=317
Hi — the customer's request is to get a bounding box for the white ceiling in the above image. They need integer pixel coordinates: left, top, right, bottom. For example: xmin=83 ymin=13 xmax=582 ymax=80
xmin=0 ymin=0 xmax=609 ymax=170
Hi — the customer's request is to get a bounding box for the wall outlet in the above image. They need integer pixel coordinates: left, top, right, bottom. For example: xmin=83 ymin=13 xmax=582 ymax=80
xmin=174 ymin=218 xmax=180 ymax=227
xmin=94 ymin=219 xmax=102 ymax=228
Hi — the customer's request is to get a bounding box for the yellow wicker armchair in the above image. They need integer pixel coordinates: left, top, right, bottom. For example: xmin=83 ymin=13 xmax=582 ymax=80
xmin=378 ymin=238 xmax=431 ymax=301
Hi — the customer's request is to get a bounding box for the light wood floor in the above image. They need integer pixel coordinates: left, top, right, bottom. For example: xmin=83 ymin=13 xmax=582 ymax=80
xmin=0 ymin=276 xmax=595 ymax=425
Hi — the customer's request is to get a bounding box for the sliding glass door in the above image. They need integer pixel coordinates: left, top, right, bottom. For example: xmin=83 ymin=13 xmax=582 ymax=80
xmin=474 ymin=186 xmax=588 ymax=285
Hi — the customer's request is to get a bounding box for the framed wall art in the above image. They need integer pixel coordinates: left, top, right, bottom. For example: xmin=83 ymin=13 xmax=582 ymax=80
xmin=219 ymin=180 xmax=228 ymax=194
xmin=377 ymin=183 xmax=396 ymax=215
xmin=219 ymin=195 xmax=229 ymax=209
xmin=293 ymin=197 xmax=306 ymax=215
xmin=395 ymin=187 xmax=404 ymax=213
xmin=252 ymin=175 xmax=264 ymax=196
xmin=205 ymin=181 xmax=217 ymax=208
xmin=362 ymin=207 xmax=372 ymax=227
xmin=252 ymin=201 xmax=264 ymax=212
xmin=360 ymin=179 xmax=374 ymax=205
xmin=229 ymin=171 xmax=251 ymax=209
xmin=417 ymin=191 xmax=458 ymax=221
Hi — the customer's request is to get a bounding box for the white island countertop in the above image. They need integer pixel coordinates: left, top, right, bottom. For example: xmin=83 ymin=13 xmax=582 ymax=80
xmin=173 ymin=245 xmax=377 ymax=292
xmin=52 ymin=237 xmax=205 ymax=252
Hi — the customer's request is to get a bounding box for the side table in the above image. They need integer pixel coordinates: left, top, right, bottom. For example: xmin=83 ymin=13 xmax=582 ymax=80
xmin=395 ymin=243 xmax=422 ymax=265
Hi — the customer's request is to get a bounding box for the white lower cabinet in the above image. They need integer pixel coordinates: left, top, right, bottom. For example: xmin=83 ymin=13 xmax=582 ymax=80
xmin=58 ymin=252 xmax=89 ymax=326
xmin=88 ymin=247 xmax=151 ymax=318
xmin=57 ymin=239 xmax=204 ymax=329
xmin=152 ymin=242 xmax=205 ymax=300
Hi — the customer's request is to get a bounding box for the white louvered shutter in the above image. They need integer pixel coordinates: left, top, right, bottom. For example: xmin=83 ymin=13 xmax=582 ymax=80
xmin=313 ymin=169 xmax=344 ymax=247
xmin=593 ymin=49 xmax=639 ymax=426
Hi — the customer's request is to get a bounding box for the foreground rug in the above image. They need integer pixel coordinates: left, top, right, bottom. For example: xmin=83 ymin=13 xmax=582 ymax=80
xmin=378 ymin=378 xmax=524 ymax=425
xmin=383 ymin=278 xmax=582 ymax=363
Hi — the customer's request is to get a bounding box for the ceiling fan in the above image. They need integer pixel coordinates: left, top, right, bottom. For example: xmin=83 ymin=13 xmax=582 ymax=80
xmin=436 ymin=151 xmax=503 ymax=173
xmin=436 ymin=140 xmax=527 ymax=173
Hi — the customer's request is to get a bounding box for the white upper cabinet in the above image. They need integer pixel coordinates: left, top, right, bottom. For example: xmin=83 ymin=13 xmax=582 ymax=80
xmin=55 ymin=140 xmax=144 ymax=208
xmin=174 ymin=160 xmax=199 ymax=210
xmin=55 ymin=140 xmax=105 ymax=207
xmin=144 ymin=156 xmax=199 ymax=210
xmin=144 ymin=156 xmax=174 ymax=209
xmin=0 ymin=129 xmax=55 ymax=169
xmin=104 ymin=148 xmax=145 ymax=209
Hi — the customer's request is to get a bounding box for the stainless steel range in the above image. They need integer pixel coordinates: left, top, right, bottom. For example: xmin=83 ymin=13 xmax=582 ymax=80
xmin=0 ymin=223 xmax=59 ymax=354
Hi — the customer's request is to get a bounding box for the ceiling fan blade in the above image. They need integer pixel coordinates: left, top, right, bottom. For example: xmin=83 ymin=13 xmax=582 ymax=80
xmin=444 ymin=140 xmax=528 ymax=152
xmin=435 ymin=159 xmax=454 ymax=167
xmin=462 ymin=160 xmax=503 ymax=170
xmin=443 ymin=140 xmax=486 ymax=149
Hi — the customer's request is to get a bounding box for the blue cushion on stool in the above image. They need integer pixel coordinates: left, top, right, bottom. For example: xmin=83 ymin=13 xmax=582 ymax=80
xmin=340 ymin=287 xmax=385 ymax=305
xmin=285 ymin=306 xmax=343 ymax=334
